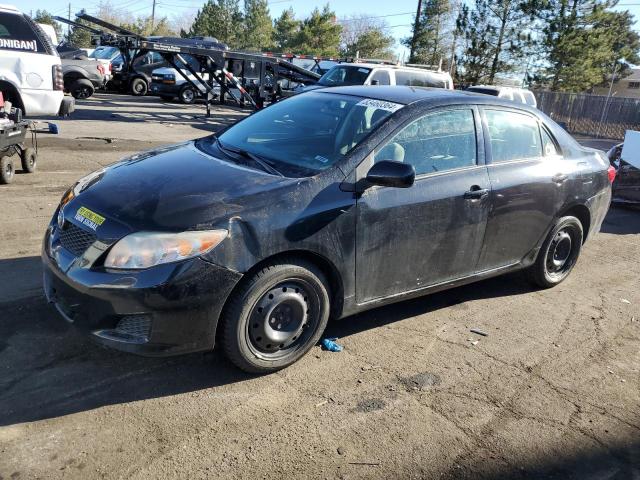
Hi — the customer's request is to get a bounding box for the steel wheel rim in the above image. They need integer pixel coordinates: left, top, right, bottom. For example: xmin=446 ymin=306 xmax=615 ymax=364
xmin=546 ymin=227 xmax=577 ymax=278
xmin=246 ymin=278 xmax=320 ymax=360
xmin=183 ymin=89 xmax=194 ymax=102
xmin=4 ymin=162 xmax=12 ymax=176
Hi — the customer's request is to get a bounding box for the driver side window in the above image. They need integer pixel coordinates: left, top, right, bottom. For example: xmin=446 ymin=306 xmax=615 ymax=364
xmin=374 ymin=109 xmax=478 ymax=175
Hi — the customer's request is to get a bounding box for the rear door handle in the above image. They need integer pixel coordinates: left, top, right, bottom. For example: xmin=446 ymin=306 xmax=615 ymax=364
xmin=464 ymin=187 xmax=489 ymax=200
xmin=552 ymin=173 xmax=569 ymax=184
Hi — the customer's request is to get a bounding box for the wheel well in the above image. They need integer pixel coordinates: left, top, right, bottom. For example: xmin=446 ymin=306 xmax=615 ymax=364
xmin=0 ymin=80 xmax=25 ymax=114
xmin=559 ymin=204 xmax=591 ymax=242
xmin=225 ymin=250 xmax=345 ymax=320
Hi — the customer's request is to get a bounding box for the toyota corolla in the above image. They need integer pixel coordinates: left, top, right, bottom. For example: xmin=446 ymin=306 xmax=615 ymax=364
xmin=43 ymin=86 xmax=613 ymax=373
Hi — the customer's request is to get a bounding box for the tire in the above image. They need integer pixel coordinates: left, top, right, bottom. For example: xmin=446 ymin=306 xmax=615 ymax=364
xmin=69 ymin=79 xmax=94 ymax=99
xmin=179 ymin=86 xmax=196 ymax=104
xmin=130 ymin=78 xmax=148 ymax=96
xmin=220 ymin=258 xmax=331 ymax=373
xmin=526 ymin=216 xmax=583 ymax=288
xmin=160 ymin=95 xmax=174 ymax=102
xmin=20 ymin=147 xmax=37 ymax=173
xmin=1 ymin=156 xmax=15 ymax=184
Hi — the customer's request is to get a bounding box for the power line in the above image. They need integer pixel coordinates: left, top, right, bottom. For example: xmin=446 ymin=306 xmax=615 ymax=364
xmin=338 ymin=12 xmax=414 ymax=23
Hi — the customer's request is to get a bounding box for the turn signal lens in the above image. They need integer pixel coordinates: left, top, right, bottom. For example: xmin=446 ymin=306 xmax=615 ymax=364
xmin=607 ymin=165 xmax=617 ymax=184
xmin=104 ymin=230 xmax=228 ymax=269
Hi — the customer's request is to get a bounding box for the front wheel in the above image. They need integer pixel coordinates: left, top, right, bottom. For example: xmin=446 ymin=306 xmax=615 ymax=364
xmin=220 ymin=258 xmax=331 ymax=373
xmin=526 ymin=216 xmax=583 ymax=288
xmin=179 ymin=86 xmax=196 ymax=104
xmin=0 ymin=156 xmax=15 ymax=184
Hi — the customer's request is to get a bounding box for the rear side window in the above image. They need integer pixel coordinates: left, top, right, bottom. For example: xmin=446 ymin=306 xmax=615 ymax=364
xmin=0 ymin=12 xmax=49 ymax=54
xmin=370 ymin=69 xmax=390 ymax=85
xmin=375 ymin=109 xmax=477 ymax=175
xmin=485 ymin=109 xmax=542 ymax=163
xmin=522 ymin=91 xmax=536 ymax=106
xmin=541 ymin=127 xmax=559 ymax=156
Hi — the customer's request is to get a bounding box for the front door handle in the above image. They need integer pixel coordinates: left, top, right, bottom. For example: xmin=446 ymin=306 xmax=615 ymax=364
xmin=464 ymin=187 xmax=489 ymax=200
xmin=552 ymin=173 xmax=569 ymax=184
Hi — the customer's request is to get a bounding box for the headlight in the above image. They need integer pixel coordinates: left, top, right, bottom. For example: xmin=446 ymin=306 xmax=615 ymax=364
xmin=104 ymin=230 xmax=228 ymax=269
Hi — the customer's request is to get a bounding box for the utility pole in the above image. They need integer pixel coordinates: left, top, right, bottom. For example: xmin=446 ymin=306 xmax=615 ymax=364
xmin=409 ymin=0 xmax=423 ymax=62
xmin=68 ymin=3 xmax=71 ymax=42
xmin=151 ymin=0 xmax=156 ymax=28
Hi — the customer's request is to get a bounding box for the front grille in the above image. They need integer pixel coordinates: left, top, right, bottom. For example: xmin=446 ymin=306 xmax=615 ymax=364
xmin=59 ymin=222 xmax=97 ymax=257
xmin=115 ymin=315 xmax=151 ymax=341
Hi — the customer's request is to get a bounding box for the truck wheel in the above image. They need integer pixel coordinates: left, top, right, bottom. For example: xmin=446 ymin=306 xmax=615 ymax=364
xmin=70 ymin=79 xmax=94 ymax=99
xmin=130 ymin=78 xmax=148 ymax=96
xmin=220 ymin=257 xmax=331 ymax=373
xmin=21 ymin=147 xmax=37 ymax=173
xmin=179 ymin=86 xmax=196 ymax=104
xmin=1 ymin=157 xmax=15 ymax=184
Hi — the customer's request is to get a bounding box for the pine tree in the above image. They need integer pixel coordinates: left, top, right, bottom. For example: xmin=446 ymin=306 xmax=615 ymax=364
xmin=524 ymin=0 xmax=640 ymax=91
xmin=456 ymin=0 xmax=530 ymax=85
xmin=404 ymin=0 xmax=452 ymax=65
xmin=189 ymin=0 xmax=243 ymax=48
xmin=273 ymin=8 xmax=300 ymax=51
xmin=296 ymin=5 xmax=342 ymax=56
xmin=243 ymin=0 xmax=273 ymax=50
xmin=342 ymin=29 xmax=395 ymax=59
xmin=33 ymin=10 xmax=63 ymax=40
xmin=68 ymin=18 xmax=92 ymax=47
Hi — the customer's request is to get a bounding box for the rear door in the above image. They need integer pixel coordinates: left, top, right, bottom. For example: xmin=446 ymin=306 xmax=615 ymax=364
xmin=355 ymin=106 xmax=491 ymax=302
xmin=477 ymin=108 xmax=566 ymax=270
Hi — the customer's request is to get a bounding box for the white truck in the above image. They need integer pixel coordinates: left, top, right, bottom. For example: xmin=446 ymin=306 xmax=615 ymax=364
xmin=0 ymin=4 xmax=74 ymax=116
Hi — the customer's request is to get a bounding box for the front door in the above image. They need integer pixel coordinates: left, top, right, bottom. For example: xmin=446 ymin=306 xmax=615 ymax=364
xmin=355 ymin=107 xmax=491 ymax=303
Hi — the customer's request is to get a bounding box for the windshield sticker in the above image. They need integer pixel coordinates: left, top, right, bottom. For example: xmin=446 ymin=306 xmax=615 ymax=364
xmin=356 ymin=98 xmax=403 ymax=113
xmin=358 ymin=68 xmax=369 ymax=73
xmin=75 ymin=206 xmax=105 ymax=231
xmin=0 ymin=39 xmax=38 ymax=52
xmin=315 ymin=155 xmax=329 ymax=163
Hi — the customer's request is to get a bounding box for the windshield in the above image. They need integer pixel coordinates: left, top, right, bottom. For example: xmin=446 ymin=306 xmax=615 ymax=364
xmin=90 ymin=46 xmax=119 ymax=59
xmin=197 ymin=92 xmax=402 ymax=177
xmin=317 ymin=66 xmax=372 ymax=87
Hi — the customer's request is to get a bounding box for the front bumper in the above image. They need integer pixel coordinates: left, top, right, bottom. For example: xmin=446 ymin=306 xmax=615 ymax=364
xmin=150 ymin=81 xmax=181 ymax=96
xmin=42 ymin=225 xmax=242 ymax=356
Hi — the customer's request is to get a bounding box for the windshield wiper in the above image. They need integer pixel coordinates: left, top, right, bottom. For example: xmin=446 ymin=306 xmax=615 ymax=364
xmin=215 ymin=138 xmax=284 ymax=177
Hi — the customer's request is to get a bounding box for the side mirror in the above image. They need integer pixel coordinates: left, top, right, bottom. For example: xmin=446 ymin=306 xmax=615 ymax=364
xmin=365 ymin=160 xmax=415 ymax=188
xmin=370 ymin=79 xmax=380 ymax=86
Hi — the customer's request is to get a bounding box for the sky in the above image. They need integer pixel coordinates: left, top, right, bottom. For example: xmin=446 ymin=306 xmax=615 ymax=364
xmin=19 ymin=0 xmax=640 ymax=61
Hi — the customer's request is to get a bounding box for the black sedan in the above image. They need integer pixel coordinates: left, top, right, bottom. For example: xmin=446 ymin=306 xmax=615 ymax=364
xmin=607 ymin=143 xmax=640 ymax=204
xmin=43 ymin=86 xmax=613 ymax=373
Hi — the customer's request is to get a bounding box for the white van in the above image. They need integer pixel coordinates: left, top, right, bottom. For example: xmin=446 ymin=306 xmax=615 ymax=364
xmin=466 ymin=85 xmax=537 ymax=108
xmin=0 ymin=4 xmax=74 ymax=116
xmin=299 ymin=63 xmax=454 ymax=93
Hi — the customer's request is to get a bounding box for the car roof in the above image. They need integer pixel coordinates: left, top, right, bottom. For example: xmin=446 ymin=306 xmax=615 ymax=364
xmin=314 ymin=85 xmax=536 ymax=110
xmin=0 ymin=4 xmax=20 ymax=13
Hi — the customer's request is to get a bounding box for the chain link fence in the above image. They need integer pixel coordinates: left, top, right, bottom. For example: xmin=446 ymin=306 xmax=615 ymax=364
xmin=533 ymin=90 xmax=640 ymax=140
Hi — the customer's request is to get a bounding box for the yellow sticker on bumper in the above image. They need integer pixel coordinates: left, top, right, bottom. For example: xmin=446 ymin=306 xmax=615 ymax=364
xmin=75 ymin=206 xmax=105 ymax=231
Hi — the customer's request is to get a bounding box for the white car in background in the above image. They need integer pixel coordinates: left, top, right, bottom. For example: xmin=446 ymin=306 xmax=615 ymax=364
xmin=0 ymin=4 xmax=74 ymax=116
xmin=466 ymin=85 xmax=537 ymax=108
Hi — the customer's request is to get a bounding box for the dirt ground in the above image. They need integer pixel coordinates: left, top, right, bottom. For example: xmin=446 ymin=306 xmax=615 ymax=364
xmin=0 ymin=94 xmax=639 ymax=480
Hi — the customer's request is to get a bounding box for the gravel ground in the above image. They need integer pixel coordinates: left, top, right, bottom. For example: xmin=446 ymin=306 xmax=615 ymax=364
xmin=0 ymin=94 xmax=638 ymax=480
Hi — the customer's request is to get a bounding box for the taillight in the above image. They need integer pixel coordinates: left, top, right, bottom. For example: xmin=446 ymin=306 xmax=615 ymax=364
xmin=52 ymin=64 xmax=63 ymax=91
xmin=97 ymin=64 xmax=105 ymax=75
xmin=608 ymin=165 xmax=617 ymax=183
xmin=108 ymin=62 xmax=112 ymax=73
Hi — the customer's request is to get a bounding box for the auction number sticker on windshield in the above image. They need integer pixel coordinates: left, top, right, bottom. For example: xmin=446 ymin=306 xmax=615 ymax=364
xmin=75 ymin=206 xmax=105 ymax=231
xmin=356 ymin=98 xmax=403 ymax=113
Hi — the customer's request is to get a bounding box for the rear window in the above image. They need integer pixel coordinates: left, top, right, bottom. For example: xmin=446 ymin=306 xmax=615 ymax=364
xmin=318 ymin=66 xmax=372 ymax=87
xmin=395 ymin=70 xmax=447 ymax=88
xmin=0 ymin=12 xmax=50 ymax=54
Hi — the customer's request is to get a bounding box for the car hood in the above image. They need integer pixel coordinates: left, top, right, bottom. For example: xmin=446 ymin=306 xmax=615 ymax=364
xmin=67 ymin=141 xmax=296 ymax=232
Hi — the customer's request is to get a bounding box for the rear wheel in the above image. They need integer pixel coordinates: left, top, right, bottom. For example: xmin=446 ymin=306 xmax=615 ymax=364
xmin=130 ymin=78 xmax=148 ymax=96
xmin=1 ymin=157 xmax=15 ymax=184
xmin=220 ymin=258 xmax=330 ymax=373
xmin=69 ymin=79 xmax=94 ymax=99
xmin=526 ymin=216 xmax=583 ymax=288
xmin=20 ymin=147 xmax=37 ymax=173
